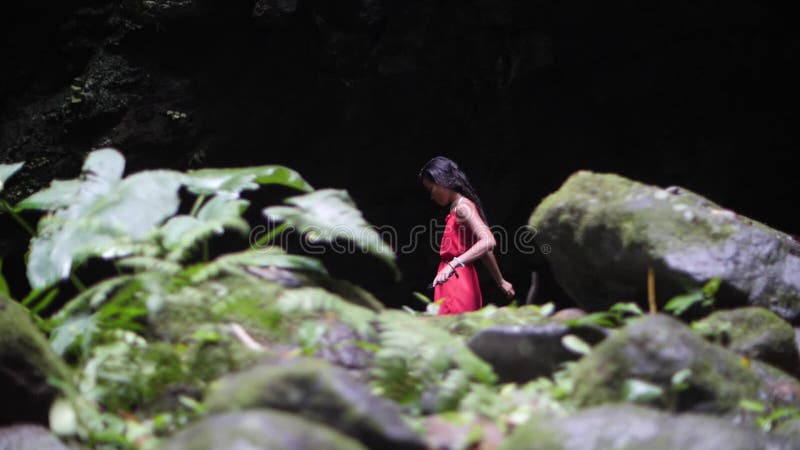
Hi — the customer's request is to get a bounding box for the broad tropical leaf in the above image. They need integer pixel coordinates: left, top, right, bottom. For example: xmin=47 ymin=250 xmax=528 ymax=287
xmin=18 ymin=149 xmax=126 ymax=213
xmin=16 ymin=179 xmax=83 ymax=211
xmin=24 ymin=152 xmax=185 ymax=288
xmin=183 ymin=165 xmax=313 ymax=196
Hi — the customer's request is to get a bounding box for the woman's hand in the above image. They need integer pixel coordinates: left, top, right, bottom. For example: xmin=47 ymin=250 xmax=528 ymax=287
xmin=432 ymin=265 xmax=456 ymax=287
xmin=499 ymin=279 xmax=515 ymax=299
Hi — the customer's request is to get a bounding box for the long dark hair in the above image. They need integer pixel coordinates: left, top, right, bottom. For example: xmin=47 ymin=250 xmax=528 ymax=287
xmin=418 ymin=156 xmax=488 ymax=223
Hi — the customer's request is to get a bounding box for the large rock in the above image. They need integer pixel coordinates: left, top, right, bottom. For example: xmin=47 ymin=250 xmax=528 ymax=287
xmin=500 ymin=404 xmax=797 ymax=450
xmin=0 ymin=296 xmax=71 ymax=425
xmin=693 ymin=307 xmax=800 ymax=376
xmin=467 ymin=323 xmax=607 ymax=383
xmin=205 ymin=358 xmax=425 ymax=450
xmin=158 ymin=410 xmax=367 ymax=450
xmin=775 ymin=419 xmax=800 ymax=442
xmin=571 ymin=314 xmax=796 ymax=414
xmin=529 ymin=171 xmax=800 ymax=323
xmin=0 ymin=424 xmax=71 ymax=450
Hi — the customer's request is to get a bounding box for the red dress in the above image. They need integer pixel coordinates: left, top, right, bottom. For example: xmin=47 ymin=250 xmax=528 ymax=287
xmin=434 ymin=208 xmax=483 ymax=315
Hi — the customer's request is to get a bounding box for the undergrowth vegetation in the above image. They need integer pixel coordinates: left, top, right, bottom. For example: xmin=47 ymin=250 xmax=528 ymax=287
xmin=2 ymin=152 xmax=799 ymax=449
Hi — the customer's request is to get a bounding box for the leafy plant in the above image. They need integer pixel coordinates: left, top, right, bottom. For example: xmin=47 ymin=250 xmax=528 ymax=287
xmin=4 ymin=149 xmax=413 ymax=450
xmin=14 ymin=149 xmax=315 ymax=289
xmin=738 ymin=400 xmax=800 ymax=432
xmin=664 ymin=277 xmax=721 ymax=317
xmin=371 ymin=311 xmax=496 ymax=413
xmin=564 ymin=301 xmax=644 ymax=328
xmin=263 ymin=189 xmax=399 ymax=278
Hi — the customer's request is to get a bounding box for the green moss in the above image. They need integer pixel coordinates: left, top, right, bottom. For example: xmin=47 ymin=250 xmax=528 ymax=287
xmin=499 ymin=413 xmax=565 ymax=450
xmin=529 ymin=171 xmax=739 ymax=256
xmin=693 ymin=307 xmax=799 ymax=374
xmin=694 ymin=307 xmax=794 ymax=346
xmin=160 ymin=410 xmax=369 ymax=450
xmin=427 ymin=304 xmax=550 ymax=338
xmin=0 ymin=295 xmax=72 ymax=384
xmin=572 ymin=314 xmax=764 ymax=413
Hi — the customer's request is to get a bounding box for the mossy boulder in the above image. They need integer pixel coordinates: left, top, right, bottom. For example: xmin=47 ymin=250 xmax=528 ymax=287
xmin=693 ymin=307 xmax=800 ymax=376
xmin=748 ymin=360 xmax=800 ymax=407
xmin=500 ymin=404 xmax=795 ymax=450
xmin=148 ymin=274 xmax=379 ymax=380
xmin=0 ymin=295 xmax=71 ymax=424
xmin=158 ymin=410 xmax=368 ymax=450
xmin=205 ymin=358 xmax=425 ymax=450
xmin=571 ymin=314 xmax=786 ymax=414
xmin=774 ymin=418 xmax=800 ymax=442
xmin=467 ymin=323 xmax=607 ymax=383
xmin=529 ymin=171 xmax=800 ymax=323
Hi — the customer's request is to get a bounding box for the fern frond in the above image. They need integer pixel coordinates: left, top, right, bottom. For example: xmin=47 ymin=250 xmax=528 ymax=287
xmin=181 ymin=247 xmax=328 ymax=284
xmin=276 ymin=287 xmax=376 ymax=335
xmin=370 ymin=311 xmax=497 ymax=412
xmin=163 ymin=216 xmax=249 ymax=262
xmin=50 ymin=275 xmax=135 ymax=326
xmin=117 ymin=256 xmax=182 ymax=275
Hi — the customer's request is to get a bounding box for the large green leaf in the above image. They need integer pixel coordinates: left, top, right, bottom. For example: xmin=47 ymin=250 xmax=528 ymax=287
xmin=27 ymin=220 xmax=123 ymax=288
xmin=16 ymin=149 xmax=122 ymax=212
xmin=0 ymin=161 xmax=24 ymax=192
xmin=16 ymin=179 xmax=83 ymax=211
xmin=263 ymin=189 xmax=398 ymax=276
xmin=18 ymin=149 xmax=126 ymax=213
xmin=183 ymin=165 xmax=313 ymax=196
xmin=26 ymin=165 xmax=185 ymax=288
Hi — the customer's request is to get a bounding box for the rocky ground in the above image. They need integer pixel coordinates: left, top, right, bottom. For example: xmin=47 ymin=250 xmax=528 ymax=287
xmin=3 ymin=165 xmax=800 ymax=449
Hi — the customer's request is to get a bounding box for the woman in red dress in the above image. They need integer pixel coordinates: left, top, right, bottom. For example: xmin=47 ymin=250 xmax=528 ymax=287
xmin=419 ymin=156 xmax=515 ymax=315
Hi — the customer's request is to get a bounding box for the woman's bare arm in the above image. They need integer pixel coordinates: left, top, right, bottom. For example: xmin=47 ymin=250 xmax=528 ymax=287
xmin=453 ymin=200 xmax=495 ymax=264
xmin=481 ymin=251 xmax=504 ymax=286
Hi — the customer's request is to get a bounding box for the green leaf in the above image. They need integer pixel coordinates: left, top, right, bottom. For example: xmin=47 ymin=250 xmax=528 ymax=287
xmin=196 ymin=196 xmax=250 ymax=225
xmin=610 ymin=302 xmax=644 ymax=316
xmin=0 ymin=258 xmax=9 ymax=296
xmin=664 ymin=291 xmax=704 ymax=316
xmin=116 ymin=256 xmax=182 ymax=275
xmin=160 ymin=215 xmax=203 ymax=250
xmin=0 ymin=161 xmax=24 ymax=192
xmin=81 ymin=148 xmax=125 ymax=184
xmin=81 ymin=170 xmax=184 ymax=239
xmin=263 ymin=189 xmax=397 ymax=276
xmin=50 ymin=276 xmax=134 ymax=325
xmin=561 ymin=334 xmax=592 ymax=356
xmin=160 ymin=196 xmax=250 ymax=261
xmin=49 ymin=313 xmax=97 ymax=356
xmin=537 ymin=302 xmax=555 ymax=317
xmin=623 ymin=379 xmax=664 ymax=403
xmin=738 ymin=399 xmax=765 ymax=413
xmin=184 ymin=165 xmax=313 ymax=196
xmin=670 ymin=368 xmax=692 ymax=391
xmin=565 ymin=311 xmax=618 ymax=328
xmin=412 ymin=291 xmax=431 ymax=304
xmin=26 ymin=170 xmax=184 ymax=289
xmin=702 ymin=277 xmax=722 ymax=298
xmin=16 ymin=180 xmax=84 ymax=211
